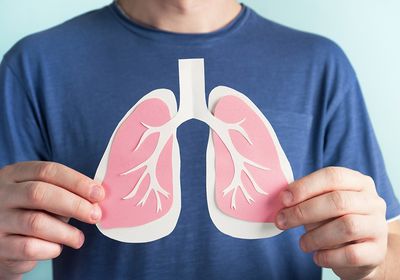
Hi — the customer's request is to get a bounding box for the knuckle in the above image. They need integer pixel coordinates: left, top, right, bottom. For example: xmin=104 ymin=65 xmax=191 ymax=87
xmin=59 ymin=227 xmax=77 ymax=246
xmin=22 ymin=239 xmax=37 ymax=259
xmin=26 ymin=213 xmax=45 ymax=235
xmin=330 ymin=191 xmax=348 ymax=213
xmin=58 ymin=229 xmax=70 ymax=244
xmin=345 ymin=245 xmax=362 ymax=266
xmin=37 ymin=162 xmax=57 ymax=180
xmin=325 ymin=166 xmax=344 ymax=185
xmin=305 ymin=233 xmax=320 ymax=251
xmin=71 ymin=198 xmax=86 ymax=217
xmin=317 ymin=251 xmax=328 ymax=267
xmin=75 ymin=178 xmax=89 ymax=196
xmin=26 ymin=182 xmax=46 ymax=206
xmin=293 ymin=204 xmax=306 ymax=221
xmin=341 ymin=216 xmax=358 ymax=238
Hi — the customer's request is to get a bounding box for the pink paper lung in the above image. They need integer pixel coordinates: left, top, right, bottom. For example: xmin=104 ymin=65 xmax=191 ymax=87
xmin=94 ymin=59 xmax=292 ymax=242
xmin=212 ymin=94 xmax=289 ymax=223
xmin=99 ymin=97 xmax=174 ymax=228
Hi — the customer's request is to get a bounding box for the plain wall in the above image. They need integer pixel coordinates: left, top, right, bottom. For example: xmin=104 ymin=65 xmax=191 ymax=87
xmin=0 ymin=1 xmax=398 ymax=280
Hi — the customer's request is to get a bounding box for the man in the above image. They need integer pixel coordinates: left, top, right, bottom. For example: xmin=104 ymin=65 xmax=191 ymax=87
xmin=0 ymin=0 xmax=399 ymax=279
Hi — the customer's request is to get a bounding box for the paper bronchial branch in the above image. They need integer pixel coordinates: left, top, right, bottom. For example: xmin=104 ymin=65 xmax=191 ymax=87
xmin=120 ymin=122 xmax=173 ymax=212
xmin=96 ymin=58 xmax=293 ymax=242
xmin=120 ymin=59 xmax=270 ymax=212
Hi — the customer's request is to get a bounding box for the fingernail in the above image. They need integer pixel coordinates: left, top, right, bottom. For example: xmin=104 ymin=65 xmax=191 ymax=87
xmin=91 ymin=205 xmax=102 ymax=221
xmin=90 ymin=185 xmax=103 ymax=201
xmin=78 ymin=231 xmax=85 ymax=248
xmin=300 ymin=239 xmax=308 ymax=252
xmin=313 ymin=253 xmax=321 ymax=266
xmin=281 ymin=190 xmax=293 ymax=206
xmin=276 ymin=212 xmax=287 ymax=228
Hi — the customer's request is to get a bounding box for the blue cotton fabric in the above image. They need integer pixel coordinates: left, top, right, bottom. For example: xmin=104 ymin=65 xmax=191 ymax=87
xmin=1 ymin=2 xmax=399 ymax=280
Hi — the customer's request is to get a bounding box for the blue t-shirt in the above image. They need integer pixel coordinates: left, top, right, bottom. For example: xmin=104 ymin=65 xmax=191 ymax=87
xmin=1 ymin=3 xmax=399 ymax=280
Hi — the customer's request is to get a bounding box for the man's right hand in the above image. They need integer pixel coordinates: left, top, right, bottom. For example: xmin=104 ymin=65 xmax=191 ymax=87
xmin=0 ymin=161 xmax=104 ymax=279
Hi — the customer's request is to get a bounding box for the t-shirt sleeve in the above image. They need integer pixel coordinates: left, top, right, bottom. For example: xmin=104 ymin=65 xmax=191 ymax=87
xmin=0 ymin=60 xmax=50 ymax=168
xmin=323 ymin=80 xmax=400 ymax=221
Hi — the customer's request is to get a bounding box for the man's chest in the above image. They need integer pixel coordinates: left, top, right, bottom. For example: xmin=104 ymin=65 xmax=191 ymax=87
xmin=43 ymin=56 xmax=317 ymax=183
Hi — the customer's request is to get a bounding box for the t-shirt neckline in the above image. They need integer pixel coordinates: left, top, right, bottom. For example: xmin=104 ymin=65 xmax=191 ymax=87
xmin=108 ymin=1 xmax=250 ymax=45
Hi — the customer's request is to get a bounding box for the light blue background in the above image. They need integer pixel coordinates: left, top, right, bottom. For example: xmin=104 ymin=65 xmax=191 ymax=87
xmin=1 ymin=1 xmax=399 ymax=279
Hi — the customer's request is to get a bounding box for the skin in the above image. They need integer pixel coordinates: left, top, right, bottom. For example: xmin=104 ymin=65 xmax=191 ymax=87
xmin=117 ymin=0 xmax=242 ymax=33
xmin=1 ymin=0 xmax=399 ymax=279
xmin=0 ymin=162 xmax=105 ymax=279
xmin=274 ymin=167 xmax=400 ymax=280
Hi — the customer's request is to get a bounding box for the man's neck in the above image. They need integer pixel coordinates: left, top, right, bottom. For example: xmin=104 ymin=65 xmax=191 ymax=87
xmin=117 ymin=0 xmax=242 ymax=33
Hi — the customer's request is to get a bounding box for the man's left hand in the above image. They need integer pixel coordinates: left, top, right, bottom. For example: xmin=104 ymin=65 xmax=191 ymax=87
xmin=275 ymin=167 xmax=388 ymax=280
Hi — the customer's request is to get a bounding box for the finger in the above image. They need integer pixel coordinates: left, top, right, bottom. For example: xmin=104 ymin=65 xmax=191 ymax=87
xmin=313 ymin=241 xmax=386 ymax=268
xmin=304 ymin=219 xmax=332 ymax=232
xmin=0 ymin=259 xmax=37 ymax=275
xmin=11 ymin=161 xmax=104 ymax=202
xmin=0 ymin=235 xmax=62 ymax=261
xmin=0 ymin=210 xmax=84 ymax=249
xmin=275 ymin=191 xmax=385 ymax=229
xmin=53 ymin=214 xmax=70 ymax=223
xmin=300 ymin=214 xmax=387 ymax=252
xmin=10 ymin=181 xmax=101 ymax=224
xmin=281 ymin=167 xmax=376 ymax=207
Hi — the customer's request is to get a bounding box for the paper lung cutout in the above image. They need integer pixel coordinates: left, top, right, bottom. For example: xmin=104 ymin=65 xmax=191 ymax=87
xmin=95 ymin=90 xmax=181 ymax=242
xmin=207 ymin=87 xmax=293 ymax=239
xmin=95 ymin=58 xmax=293 ymax=243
